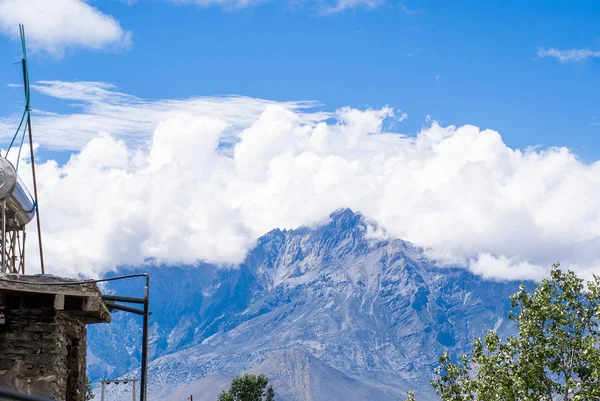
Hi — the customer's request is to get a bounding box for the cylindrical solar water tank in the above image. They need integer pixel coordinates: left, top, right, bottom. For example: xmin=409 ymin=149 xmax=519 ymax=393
xmin=0 ymin=157 xmax=35 ymax=227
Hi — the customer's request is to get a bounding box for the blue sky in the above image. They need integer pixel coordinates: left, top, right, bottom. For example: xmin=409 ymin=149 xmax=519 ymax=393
xmin=2 ymin=0 xmax=600 ymax=279
xmin=1 ymin=0 xmax=599 ymax=160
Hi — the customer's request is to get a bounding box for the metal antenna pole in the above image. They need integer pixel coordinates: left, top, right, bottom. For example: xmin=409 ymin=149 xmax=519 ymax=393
xmin=20 ymin=56 xmax=45 ymax=274
xmin=132 ymin=378 xmax=137 ymax=401
xmin=100 ymin=380 xmax=105 ymax=401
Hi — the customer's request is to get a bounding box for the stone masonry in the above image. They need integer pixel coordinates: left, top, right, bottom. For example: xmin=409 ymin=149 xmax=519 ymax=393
xmin=0 ymin=275 xmax=111 ymax=401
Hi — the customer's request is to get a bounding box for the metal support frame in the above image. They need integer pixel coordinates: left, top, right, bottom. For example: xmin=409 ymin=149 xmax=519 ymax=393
xmin=0 ymin=202 xmax=26 ymax=274
xmin=101 ymin=275 xmax=150 ymax=401
xmin=142 ymin=282 xmax=149 ymax=401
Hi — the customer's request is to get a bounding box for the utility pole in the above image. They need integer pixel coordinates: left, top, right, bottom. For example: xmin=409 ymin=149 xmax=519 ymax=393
xmin=100 ymin=378 xmax=138 ymax=401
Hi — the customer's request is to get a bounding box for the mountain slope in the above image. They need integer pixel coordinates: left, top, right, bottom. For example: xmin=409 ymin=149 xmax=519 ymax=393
xmin=169 ymin=348 xmax=410 ymax=401
xmin=89 ymin=209 xmax=524 ymax=400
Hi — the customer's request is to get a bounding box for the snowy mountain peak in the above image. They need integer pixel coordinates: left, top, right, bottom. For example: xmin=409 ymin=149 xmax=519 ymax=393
xmin=253 ymin=209 xmax=393 ymax=288
xmin=89 ymin=209 xmax=526 ymax=401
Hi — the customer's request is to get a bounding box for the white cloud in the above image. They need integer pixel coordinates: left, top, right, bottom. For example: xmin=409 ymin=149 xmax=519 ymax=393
xmin=0 ymin=81 xmax=326 ymax=152
xmin=322 ymin=0 xmax=385 ymax=14
xmin=537 ymin=47 xmax=600 ymax=63
xmin=163 ymin=0 xmax=388 ymax=13
xmin=398 ymin=2 xmax=424 ymax=15
xmin=468 ymin=254 xmax=546 ymax=282
xmin=165 ymin=0 xmax=265 ymax=8
xmin=5 ymin=82 xmax=600 ymax=282
xmin=0 ymin=0 xmax=131 ymax=56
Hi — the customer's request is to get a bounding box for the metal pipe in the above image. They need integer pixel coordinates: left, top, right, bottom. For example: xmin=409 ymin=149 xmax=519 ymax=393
xmin=140 ymin=276 xmax=150 ymax=401
xmin=21 ymin=226 xmax=25 ymax=274
xmin=12 ymin=216 xmax=17 ymax=273
xmin=103 ymin=302 xmax=146 ymax=316
xmin=21 ymin=58 xmax=44 ymax=274
xmin=101 ymin=294 xmax=146 ymax=304
xmin=132 ymin=378 xmax=137 ymax=401
xmin=100 ymin=379 xmax=105 ymax=401
xmin=2 ymin=199 xmax=6 ymax=273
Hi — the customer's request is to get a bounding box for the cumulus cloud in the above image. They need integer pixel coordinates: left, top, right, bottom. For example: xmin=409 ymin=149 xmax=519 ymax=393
xmin=537 ymin=47 xmax=600 ymax=63
xmin=0 ymin=0 xmax=131 ymax=56
xmin=5 ymin=82 xmax=600 ymax=282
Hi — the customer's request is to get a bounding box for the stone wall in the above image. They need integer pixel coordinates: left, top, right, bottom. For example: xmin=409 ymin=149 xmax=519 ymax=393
xmin=0 ymin=293 xmax=88 ymax=401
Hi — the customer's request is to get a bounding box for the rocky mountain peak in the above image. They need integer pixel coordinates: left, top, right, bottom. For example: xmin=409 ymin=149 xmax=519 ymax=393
xmin=89 ymin=209 xmax=525 ymax=401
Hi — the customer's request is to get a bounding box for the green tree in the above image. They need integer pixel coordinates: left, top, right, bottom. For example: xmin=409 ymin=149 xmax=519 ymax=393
xmin=217 ymin=374 xmax=275 ymax=401
xmin=85 ymin=376 xmax=95 ymax=400
xmin=407 ymin=263 xmax=600 ymax=401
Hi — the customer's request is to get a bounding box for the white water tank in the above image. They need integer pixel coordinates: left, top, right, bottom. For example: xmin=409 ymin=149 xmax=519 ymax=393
xmin=0 ymin=157 xmax=35 ymax=227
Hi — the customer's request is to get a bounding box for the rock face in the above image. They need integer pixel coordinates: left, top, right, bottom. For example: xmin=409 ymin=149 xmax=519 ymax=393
xmin=89 ymin=209 xmax=524 ymax=400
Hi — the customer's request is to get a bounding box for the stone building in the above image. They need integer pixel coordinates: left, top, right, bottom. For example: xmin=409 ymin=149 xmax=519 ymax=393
xmin=0 ymin=274 xmax=111 ymax=400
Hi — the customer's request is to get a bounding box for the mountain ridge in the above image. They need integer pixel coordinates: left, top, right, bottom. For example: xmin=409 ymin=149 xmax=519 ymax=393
xmin=89 ymin=208 xmax=524 ymax=400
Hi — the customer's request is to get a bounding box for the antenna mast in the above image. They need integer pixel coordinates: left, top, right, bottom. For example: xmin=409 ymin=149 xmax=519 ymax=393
xmin=19 ymin=24 xmax=45 ymax=274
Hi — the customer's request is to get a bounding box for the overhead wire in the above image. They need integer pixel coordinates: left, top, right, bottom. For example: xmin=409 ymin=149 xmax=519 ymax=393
xmin=15 ymin=121 xmax=27 ymax=172
xmin=5 ymin=25 xmax=31 ymax=165
xmin=0 ymin=273 xmax=149 ymax=286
